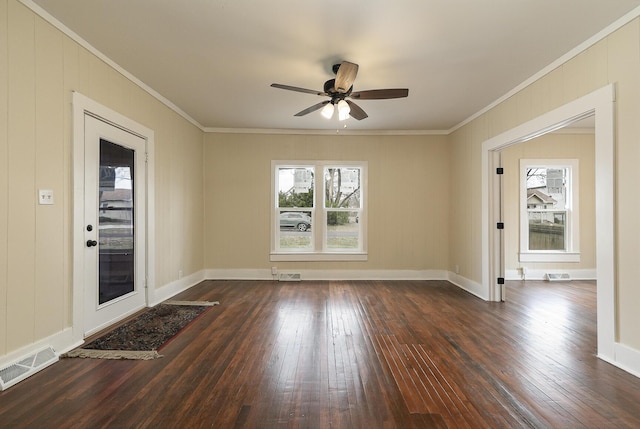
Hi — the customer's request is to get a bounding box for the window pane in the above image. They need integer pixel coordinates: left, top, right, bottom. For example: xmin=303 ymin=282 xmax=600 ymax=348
xmin=526 ymin=166 xmax=569 ymax=251
xmin=278 ymin=168 xmax=314 ymax=208
xmin=273 ymin=161 xmax=366 ymax=259
xmin=528 ymin=210 xmax=565 ymax=250
xmin=325 ymin=167 xmax=361 ymax=209
xmin=279 ymin=210 xmax=313 ymax=249
xmin=526 ymin=167 xmax=567 ymax=210
xmin=99 ymin=139 xmax=135 ymax=305
xmin=326 ymin=210 xmax=360 ymax=250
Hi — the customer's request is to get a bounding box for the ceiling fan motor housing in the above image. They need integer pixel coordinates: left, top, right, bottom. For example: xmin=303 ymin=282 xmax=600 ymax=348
xmin=323 ymin=79 xmax=352 ymax=102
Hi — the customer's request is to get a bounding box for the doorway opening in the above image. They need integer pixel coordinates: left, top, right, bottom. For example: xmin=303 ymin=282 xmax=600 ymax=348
xmin=482 ymin=84 xmax=615 ymax=363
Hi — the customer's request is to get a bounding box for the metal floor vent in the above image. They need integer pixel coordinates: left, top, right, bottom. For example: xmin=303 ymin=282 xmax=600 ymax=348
xmin=546 ymin=273 xmax=571 ymax=282
xmin=279 ymin=272 xmax=301 ymax=282
xmin=0 ymin=347 xmax=58 ymax=391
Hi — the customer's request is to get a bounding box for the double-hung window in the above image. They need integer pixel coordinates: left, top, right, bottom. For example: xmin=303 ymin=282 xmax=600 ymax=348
xmin=519 ymin=159 xmax=580 ymax=262
xmin=271 ymin=161 xmax=367 ymax=261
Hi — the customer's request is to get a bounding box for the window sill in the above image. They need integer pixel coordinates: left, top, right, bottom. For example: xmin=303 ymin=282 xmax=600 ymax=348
xmin=270 ymin=252 xmax=368 ymax=262
xmin=519 ymin=252 xmax=580 ymax=263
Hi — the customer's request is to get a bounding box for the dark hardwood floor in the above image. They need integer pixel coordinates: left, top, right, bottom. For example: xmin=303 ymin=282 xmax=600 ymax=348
xmin=2 ymin=279 xmax=640 ymax=428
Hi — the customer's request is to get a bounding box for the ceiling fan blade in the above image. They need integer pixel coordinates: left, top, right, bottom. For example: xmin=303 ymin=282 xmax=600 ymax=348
xmin=345 ymin=100 xmax=368 ymax=120
xmin=271 ymin=83 xmax=326 ymax=96
xmin=294 ymin=100 xmax=330 ymax=117
xmin=350 ymin=88 xmax=409 ymax=100
xmin=334 ymin=61 xmax=359 ymax=93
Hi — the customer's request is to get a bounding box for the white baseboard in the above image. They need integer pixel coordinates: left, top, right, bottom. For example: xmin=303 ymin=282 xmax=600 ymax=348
xmin=0 ymin=327 xmax=75 ymax=371
xmin=505 ymin=268 xmax=597 ymax=281
xmin=204 ymin=268 xmax=448 ymax=281
xmin=0 ymin=269 xmax=208 ymax=388
xmin=447 ymin=272 xmax=487 ymax=300
xmin=3 ymin=265 xmax=634 ymax=391
xmin=611 ymin=342 xmax=640 ymax=378
xmin=204 ymin=268 xmax=274 ymax=280
xmin=0 ymin=268 xmax=452 ymax=368
xmin=150 ymin=269 xmax=208 ymax=306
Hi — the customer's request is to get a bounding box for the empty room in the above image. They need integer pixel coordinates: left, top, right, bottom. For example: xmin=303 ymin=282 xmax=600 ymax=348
xmin=2 ymin=0 xmax=640 ymax=427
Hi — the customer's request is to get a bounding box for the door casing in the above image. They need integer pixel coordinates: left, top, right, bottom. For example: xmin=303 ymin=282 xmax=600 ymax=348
xmin=481 ymin=84 xmax=615 ymax=362
xmin=72 ymin=92 xmax=155 ymax=343
xmin=83 ymin=115 xmax=146 ymax=335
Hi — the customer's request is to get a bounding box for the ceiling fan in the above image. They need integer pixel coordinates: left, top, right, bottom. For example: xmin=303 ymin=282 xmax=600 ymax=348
xmin=271 ymin=61 xmax=409 ymax=121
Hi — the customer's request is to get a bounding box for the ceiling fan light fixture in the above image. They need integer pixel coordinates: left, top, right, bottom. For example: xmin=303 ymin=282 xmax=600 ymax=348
xmin=271 ymin=60 xmax=408 ymax=121
xmin=337 ymin=99 xmax=350 ymax=121
xmin=321 ymin=102 xmax=335 ymax=119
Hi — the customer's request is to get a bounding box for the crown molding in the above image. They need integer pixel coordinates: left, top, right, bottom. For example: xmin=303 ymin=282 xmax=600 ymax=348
xmin=19 ymin=0 xmax=205 ymax=131
xmin=448 ymin=5 xmax=640 ymax=134
xmin=202 ymin=127 xmax=449 ymax=136
xmin=21 ymin=0 xmax=640 ymax=137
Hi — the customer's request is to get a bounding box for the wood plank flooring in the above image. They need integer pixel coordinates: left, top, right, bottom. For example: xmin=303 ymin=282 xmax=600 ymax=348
xmin=2 ymin=279 xmax=640 ymax=428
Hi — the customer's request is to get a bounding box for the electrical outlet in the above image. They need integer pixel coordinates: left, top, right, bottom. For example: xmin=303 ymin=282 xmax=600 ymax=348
xmin=178 ymin=270 xmax=183 ymax=279
xmin=455 ymin=264 xmax=460 ymax=274
xmin=271 ymin=267 xmax=278 ymax=275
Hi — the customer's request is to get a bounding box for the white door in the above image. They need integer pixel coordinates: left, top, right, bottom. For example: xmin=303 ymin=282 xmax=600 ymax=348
xmin=83 ymin=114 xmax=147 ymax=336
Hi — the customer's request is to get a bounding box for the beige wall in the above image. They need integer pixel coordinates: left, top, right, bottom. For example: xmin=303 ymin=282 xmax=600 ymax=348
xmin=449 ymin=19 xmax=640 ymax=349
xmin=203 ymin=133 xmax=450 ymax=272
xmin=0 ymin=0 xmax=204 ymax=357
xmin=3 ymin=0 xmax=640 ymax=366
xmin=501 ymin=132 xmax=596 ymax=273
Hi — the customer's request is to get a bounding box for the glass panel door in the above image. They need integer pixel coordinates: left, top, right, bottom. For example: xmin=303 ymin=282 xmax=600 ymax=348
xmin=83 ymin=113 xmax=146 ymax=337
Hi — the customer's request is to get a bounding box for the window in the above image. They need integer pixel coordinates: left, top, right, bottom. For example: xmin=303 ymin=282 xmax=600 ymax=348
xmin=519 ymin=159 xmax=580 ymax=262
xmin=272 ymin=161 xmax=367 ymax=261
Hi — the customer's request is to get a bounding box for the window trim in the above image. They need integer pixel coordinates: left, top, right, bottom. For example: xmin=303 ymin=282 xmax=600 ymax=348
xmin=519 ymin=159 xmax=580 ymax=263
xmin=270 ymin=160 xmax=368 ymax=262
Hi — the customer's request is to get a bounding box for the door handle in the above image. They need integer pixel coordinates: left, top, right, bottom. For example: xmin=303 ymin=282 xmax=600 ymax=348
xmin=86 ymin=240 xmax=98 ymax=247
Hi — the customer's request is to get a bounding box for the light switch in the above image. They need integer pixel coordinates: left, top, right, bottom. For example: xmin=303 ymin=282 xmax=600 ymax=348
xmin=38 ymin=189 xmax=54 ymax=205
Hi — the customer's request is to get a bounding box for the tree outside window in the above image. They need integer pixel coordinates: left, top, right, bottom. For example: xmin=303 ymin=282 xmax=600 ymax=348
xmin=325 ymin=167 xmax=361 ymax=250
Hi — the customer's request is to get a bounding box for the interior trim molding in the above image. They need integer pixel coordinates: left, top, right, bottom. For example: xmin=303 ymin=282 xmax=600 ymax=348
xmin=611 ymin=343 xmax=640 ymax=379
xmin=19 ymin=0 xmax=203 ymax=130
xmin=203 ymin=127 xmax=449 ymax=136
xmin=150 ymin=270 xmax=208 ymax=306
xmin=482 ymin=84 xmax=617 ymax=366
xmin=21 ymin=0 xmax=638 ymax=137
xmin=504 ymin=269 xmax=597 ymax=281
xmin=449 ymin=6 xmax=640 ymax=134
xmin=0 ymin=328 xmax=74 ymax=371
xmin=204 ymin=269 xmax=449 ymax=281
xmin=446 ymin=272 xmax=486 ymax=300
xmin=72 ymin=92 xmax=156 ymax=343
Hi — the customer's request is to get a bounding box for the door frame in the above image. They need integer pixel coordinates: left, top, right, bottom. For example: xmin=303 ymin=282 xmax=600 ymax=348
xmin=481 ymin=84 xmax=615 ymax=362
xmin=72 ymin=92 xmax=155 ymax=343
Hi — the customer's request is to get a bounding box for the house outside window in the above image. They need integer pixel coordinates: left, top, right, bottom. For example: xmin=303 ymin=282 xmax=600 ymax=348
xmin=271 ymin=161 xmax=367 ymax=261
xmin=519 ymin=159 xmax=580 ymax=262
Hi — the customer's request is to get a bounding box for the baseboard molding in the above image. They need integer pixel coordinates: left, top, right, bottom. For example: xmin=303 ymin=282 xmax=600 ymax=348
xmin=149 ymin=269 xmax=208 ymax=306
xmin=505 ymin=268 xmax=597 ymax=281
xmin=447 ymin=272 xmax=487 ymax=300
xmin=611 ymin=342 xmax=640 ymax=378
xmin=0 ymin=327 xmax=74 ymax=374
xmin=205 ymin=269 xmax=274 ymax=281
xmin=204 ymin=268 xmax=449 ymax=281
xmin=204 ymin=270 xmax=486 ymax=301
xmin=0 ymin=270 xmax=208 ymax=388
xmin=2 ymin=265 xmax=633 ymax=391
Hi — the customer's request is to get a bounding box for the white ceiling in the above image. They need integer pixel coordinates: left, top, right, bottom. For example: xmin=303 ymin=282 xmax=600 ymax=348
xmin=29 ymin=0 xmax=640 ymax=132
